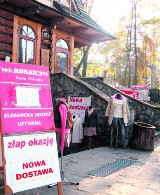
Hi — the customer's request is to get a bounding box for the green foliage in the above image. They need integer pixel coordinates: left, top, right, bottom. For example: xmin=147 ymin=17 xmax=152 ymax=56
xmin=73 ymin=0 xmax=160 ymax=85
xmin=142 ymin=18 xmax=160 ymax=25
xmin=73 ymin=48 xmax=83 ymax=68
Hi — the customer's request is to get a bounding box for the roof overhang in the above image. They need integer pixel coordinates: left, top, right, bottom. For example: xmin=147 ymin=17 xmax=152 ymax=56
xmin=0 ymin=0 xmax=116 ymax=47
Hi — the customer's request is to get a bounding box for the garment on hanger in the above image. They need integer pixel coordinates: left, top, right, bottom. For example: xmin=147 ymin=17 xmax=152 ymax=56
xmin=71 ymin=114 xmax=83 ymax=143
xmin=105 ymin=94 xmax=130 ymax=148
xmin=113 ymin=96 xmax=123 ymax=119
xmin=115 ymin=93 xmax=122 ymax=100
xmin=54 ymin=98 xmax=72 ymax=152
xmin=105 ymin=94 xmax=130 ymax=126
xmin=84 ymin=106 xmax=98 ymax=137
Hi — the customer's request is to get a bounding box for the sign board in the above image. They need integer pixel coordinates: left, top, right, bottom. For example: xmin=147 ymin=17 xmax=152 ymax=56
xmin=0 ymin=62 xmax=54 ymax=134
xmin=3 ymin=132 xmax=61 ymax=193
xmin=131 ymin=84 xmax=150 ymax=101
xmin=0 ymin=62 xmax=62 ymax=194
xmin=68 ymin=96 xmax=91 ymax=122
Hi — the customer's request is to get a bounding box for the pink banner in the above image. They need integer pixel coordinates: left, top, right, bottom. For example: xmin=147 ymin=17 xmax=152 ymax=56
xmin=121 ymin=90 xmax=139 ymax=99
xmin=0 ymin=62 xmax=54 ymax=134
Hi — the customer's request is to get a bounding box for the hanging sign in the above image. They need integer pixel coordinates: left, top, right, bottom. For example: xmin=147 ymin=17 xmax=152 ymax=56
xmin=0 ymin=61 xmax=54 ymax=134
xmin=68 ymin=96 xmax=91 ymax=122
xmin=3 ymin=132 xmax=61 ymax=193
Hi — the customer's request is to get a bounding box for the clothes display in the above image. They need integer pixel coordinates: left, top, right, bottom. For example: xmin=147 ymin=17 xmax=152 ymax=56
xmin=105 ymin=93 xmax=130 ymax=148
xmin=54 ymin=98 xmax=73 ymax=152
xmin=84 ymin=105 xmax=98 ymax=149
xmin=84 ymin=106 xmax=98 ymax=137
xmin=71 ymin=114 xmax=83 ymax=143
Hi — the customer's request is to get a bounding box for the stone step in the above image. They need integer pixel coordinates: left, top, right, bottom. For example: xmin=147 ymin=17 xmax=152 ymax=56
xmin=155 ymin=130 xmax=160 ymax=139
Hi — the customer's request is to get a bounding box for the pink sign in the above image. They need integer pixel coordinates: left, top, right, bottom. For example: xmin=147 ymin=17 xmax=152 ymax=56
xmin=131 ymin=84 xmax=149 ymax=90
xmin=0 ymin=61 xmax=54 ymax=134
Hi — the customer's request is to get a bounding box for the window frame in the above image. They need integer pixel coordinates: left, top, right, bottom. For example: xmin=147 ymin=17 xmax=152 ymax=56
xmin=18 ymin=25 xmax=36 ymax=64
xmin=12 ymin=15 xmax=41 ymax=65
xmin=55 ymin=39 xmax=70 ymax=73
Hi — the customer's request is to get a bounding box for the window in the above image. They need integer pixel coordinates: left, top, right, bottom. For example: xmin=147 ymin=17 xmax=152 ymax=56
xmin=56 ymin=39 xmax=69 ymax=73
xmin=56 ymin=39 xmax=68 ymax=49
xmin=57 ymin=52 xmax=68 ymax=73
xmin=18 ymin=25 xmax=36 ymax=64
xmin=12 ymin=16 xmax=41 ymax=65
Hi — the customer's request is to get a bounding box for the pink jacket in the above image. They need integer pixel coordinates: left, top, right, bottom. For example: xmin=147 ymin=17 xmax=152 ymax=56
xmin=56 ymin=104 xmax=70 ymax=151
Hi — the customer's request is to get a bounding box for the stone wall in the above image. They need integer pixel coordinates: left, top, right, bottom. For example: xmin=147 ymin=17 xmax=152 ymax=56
xmin=50 ymin=73 xmax=111 ymax=148
xmin=80 ymin=77 xmax=160 ymax=129
xmin=50 ymin=73 xmax=160 ymax=151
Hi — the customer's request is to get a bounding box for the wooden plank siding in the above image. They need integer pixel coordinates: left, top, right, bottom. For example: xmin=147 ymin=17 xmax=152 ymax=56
xmin=0 ymin=25 xmax=13 ymax=36
xmin=0 ymin=52 xmax=11 ymax=59
xmin=0 ymin=17 xmax=13 ymax=28
xmin=0 ymin=9 xmax=14 ymax=20
xmin=0 ymin=43 xmax=12 ymax=52
xmin=0 ymin=9 xmax=13 ymax=61
xmin=0 ymin=34 xmax=12 ymax=44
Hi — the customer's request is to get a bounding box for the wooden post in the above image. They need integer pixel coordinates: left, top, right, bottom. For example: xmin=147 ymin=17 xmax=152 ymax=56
xmin=57 ymin=182 xmax=63 ymax=195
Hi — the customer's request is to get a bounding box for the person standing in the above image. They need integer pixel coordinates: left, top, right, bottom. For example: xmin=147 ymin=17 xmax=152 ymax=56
xmin=105 ymin=93 xmax=130 ymax=149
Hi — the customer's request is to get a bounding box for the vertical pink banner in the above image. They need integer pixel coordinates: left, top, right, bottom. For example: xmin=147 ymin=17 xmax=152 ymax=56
xmin=0 ymin=61 xmax=54 ymax=134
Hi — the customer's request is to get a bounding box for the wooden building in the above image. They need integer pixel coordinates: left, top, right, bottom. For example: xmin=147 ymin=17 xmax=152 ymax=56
xmin=0 ymin=0 xmax=115 ymax=74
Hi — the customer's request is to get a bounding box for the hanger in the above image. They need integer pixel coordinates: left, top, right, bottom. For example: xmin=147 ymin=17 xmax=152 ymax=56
xmin=73 ymin=114 xmax=77 ymax=119
xmin=88 ymin=105 xmax=92 ymax=110
xmin=115 ymin=93 xmax=122 ymax=100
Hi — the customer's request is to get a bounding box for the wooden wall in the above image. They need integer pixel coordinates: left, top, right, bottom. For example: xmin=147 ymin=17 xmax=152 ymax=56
xmin=0 ymin=10 xmax=73 ymax=74
xmin=41 ymin=26 xmax=52 ymax=68
xmin=0 ymin=9 xmax=13 ymax=61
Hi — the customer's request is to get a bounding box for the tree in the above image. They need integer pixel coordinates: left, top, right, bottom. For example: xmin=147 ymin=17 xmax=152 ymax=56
xmin=74 ymin=0 xmax=95 ymax=77
xmin=95 ymin=0 xmax=160 ymax=88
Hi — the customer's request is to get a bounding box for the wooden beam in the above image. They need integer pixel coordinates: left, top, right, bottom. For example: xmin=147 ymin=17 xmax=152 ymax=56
xmin=72 ymin=26 xmax=88 ymax=33
xmin=50 ymin=16 xmax=66 ymax=26
xmin=25 ymin=5 xmax=42 ymax=16
xmin=94 ymin=34 xmax=103 ymax=38
xmin=0 ymin=0 xmax=6 ymax=2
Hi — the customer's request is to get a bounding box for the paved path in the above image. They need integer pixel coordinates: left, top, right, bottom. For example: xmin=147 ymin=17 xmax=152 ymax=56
xmin=1 ymin=138 xmax=160 ymax=195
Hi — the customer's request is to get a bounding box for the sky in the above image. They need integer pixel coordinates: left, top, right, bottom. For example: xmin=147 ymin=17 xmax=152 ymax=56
xmin=91 ymin=0 xmax=160 ymax=35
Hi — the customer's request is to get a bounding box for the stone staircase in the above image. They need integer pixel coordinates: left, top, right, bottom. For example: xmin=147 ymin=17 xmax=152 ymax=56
xmin=155 ymin=130 xmax=160 ymax=139
xmin=80 ymin=77 xmax=160 ymax=130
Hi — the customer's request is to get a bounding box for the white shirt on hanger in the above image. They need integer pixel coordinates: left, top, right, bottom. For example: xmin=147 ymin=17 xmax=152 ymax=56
xmin=72 ymin=114 xmax=83 ymax=143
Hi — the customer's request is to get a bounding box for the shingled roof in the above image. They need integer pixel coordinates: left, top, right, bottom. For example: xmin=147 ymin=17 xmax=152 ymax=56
xmin=54 ymin=0 xmax=116 ymax=40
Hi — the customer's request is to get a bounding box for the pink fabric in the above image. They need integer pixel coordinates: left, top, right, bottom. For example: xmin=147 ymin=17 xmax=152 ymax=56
xmin=56 ymin=128 xmax=70 ymax=133
xmin=59 ymin=104 xmax=68 ymax=151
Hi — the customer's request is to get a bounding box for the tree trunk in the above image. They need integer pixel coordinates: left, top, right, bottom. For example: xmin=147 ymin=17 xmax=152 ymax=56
xmin=82 ymin=52 xmax=88 ymax=77
xmin=134 ymin=1 xmax=138 ymax=85
xmin=128 ymin=0 xmax=134 ymax=88
xmin=74 ymin=46 xmax=91 ymax=77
